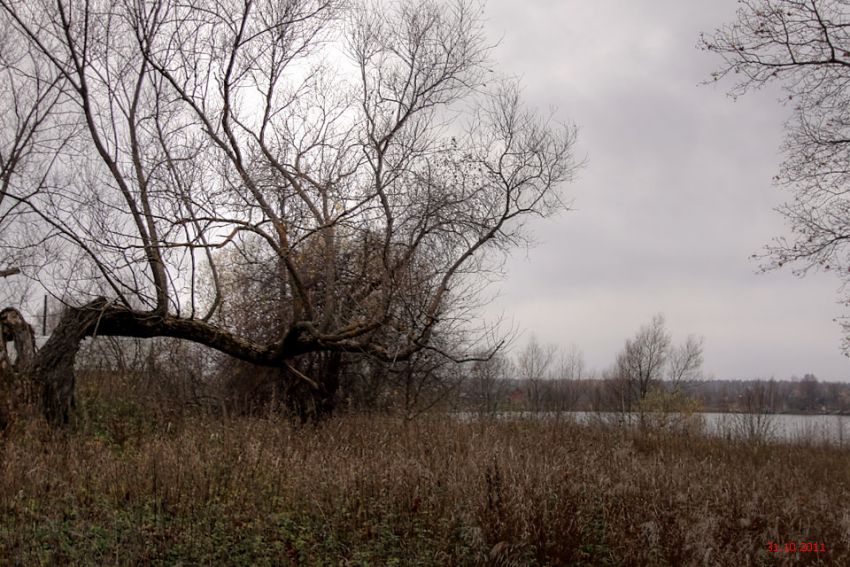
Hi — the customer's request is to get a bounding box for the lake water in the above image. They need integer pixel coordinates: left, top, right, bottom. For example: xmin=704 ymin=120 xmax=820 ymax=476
xmin=699 ymin=412 xmax=850 ymax=445
xmin=462 ymin=411 xmax=850 ymax=445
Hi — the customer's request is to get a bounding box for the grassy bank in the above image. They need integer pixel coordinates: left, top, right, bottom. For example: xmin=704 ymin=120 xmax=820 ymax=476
xmin=1 ymin=396 xmax=848 ymax=565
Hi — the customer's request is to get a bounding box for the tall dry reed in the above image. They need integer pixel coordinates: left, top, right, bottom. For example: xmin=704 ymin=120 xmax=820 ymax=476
xmin=0 ymin=380 xmax=848 ymax=565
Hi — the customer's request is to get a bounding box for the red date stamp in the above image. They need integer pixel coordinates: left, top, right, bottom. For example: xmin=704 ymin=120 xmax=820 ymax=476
xmin=767 ymin=541 xmax=826 ymax=553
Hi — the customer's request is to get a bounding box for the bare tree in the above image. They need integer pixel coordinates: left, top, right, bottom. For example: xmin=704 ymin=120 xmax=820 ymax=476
xmin=0 ymin=0 xmax=579 ymax=423
xmin=666 ymin=335 xmax=704 ymax=387
xmin=516 ymin=334 xmax=556 ymax=412
xmin=798 ymin=373 xmax=821 ymax=411
xmin=467 ymin=352 xmax=511 ymax=417
xmin=728 ymin=380 xmax=778 ymax=443
xmin=611 ymin=315 xmax=704 ymax=423
xmin=703 ymin=1 xmax=850 ymax=350
xmin=549 ymin=343 xmax=584 ymax=413
xmin=0 ymin=17 xmax=64 ymax=291
xmin=616 ymin=314 xmax=670 ymax=409
xmin=394 ymin=348 xmax=466 ymax=421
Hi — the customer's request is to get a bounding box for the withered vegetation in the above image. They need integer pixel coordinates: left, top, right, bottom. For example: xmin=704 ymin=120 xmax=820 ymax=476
xmin=0 ymin=371 xmax=848 ymax=566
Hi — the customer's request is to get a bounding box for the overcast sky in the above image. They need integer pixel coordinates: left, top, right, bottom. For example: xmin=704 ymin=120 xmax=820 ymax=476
xmin=481 ymin=0 xmax=850 ymax=381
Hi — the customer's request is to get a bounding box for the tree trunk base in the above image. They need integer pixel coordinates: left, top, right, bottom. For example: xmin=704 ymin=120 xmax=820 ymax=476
xmin=33 ymin=300 xmax=110 ymax=425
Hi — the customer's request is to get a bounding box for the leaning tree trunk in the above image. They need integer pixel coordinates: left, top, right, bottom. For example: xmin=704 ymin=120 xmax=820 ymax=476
xmin=29 ymin=297 xmax=324 ymax=426
xmin=34 ymin=301 xmax=109 ymax=425
xmin=28 ymin=292 xmax=413 ymax=426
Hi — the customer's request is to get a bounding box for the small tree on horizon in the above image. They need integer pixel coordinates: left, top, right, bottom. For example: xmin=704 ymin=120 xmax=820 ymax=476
xmin=610 ymin=314 xmax=704 ymax=424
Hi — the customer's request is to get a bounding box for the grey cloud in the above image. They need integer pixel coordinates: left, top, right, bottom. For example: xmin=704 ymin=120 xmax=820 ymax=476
xmin=481 ymin=0 xmax=850 ymax=380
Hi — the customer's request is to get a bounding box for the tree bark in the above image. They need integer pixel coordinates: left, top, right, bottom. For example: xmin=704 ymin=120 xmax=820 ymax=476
xmin=0 ymin=324 xmax=11 ymax=430
xmin=0 ymin=324 xmax=10 ymax=374
xmin=34 ymin=302 xmax=106 ymax=424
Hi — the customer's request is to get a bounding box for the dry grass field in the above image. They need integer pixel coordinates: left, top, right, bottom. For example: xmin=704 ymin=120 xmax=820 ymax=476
xmin=0 ymin=375 xmax=848 ymax=565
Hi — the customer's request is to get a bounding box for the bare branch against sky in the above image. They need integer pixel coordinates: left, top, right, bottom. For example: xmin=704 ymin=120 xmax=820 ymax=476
xmin=0 ymin=0 xmax=582 ymax=421
xmin=1 ymin=0 xmax=847 ymax=385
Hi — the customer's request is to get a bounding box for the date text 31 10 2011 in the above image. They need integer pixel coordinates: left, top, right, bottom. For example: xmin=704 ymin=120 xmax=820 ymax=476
xmin=767 ymin=542 xmax=826 ymax=553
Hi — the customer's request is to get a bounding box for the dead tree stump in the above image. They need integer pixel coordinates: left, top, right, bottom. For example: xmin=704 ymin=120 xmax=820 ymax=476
xmin=1 ymin=308 xmax=36 ymax=371
xmin=0 ymin=307 xmax=38 ymax=428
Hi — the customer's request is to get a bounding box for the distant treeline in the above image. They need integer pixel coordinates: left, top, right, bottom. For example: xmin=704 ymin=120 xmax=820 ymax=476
xmin=689 ymin=376 xmax=850 ymax=414
xmin=459 ymin=374 xmax=850 ymax=415
xmin=72 ymin=335 xmax=849 ymax=419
